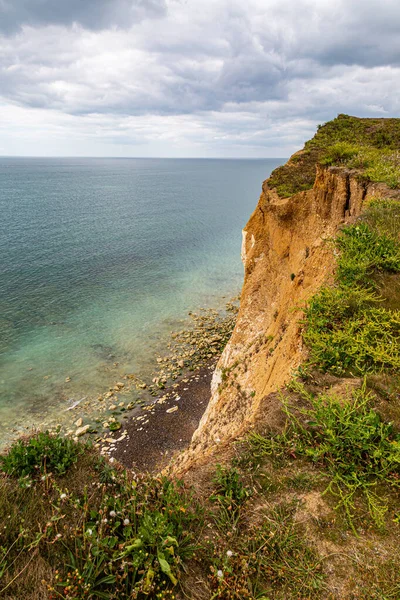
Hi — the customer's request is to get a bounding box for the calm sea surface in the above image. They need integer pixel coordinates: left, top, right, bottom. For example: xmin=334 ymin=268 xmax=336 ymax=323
xmin=0 ymin=157 xmax=284 ymax=441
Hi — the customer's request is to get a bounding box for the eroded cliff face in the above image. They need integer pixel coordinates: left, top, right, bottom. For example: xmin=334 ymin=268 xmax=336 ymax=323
xmin=173 ymin=165 xmax=395 ymax=473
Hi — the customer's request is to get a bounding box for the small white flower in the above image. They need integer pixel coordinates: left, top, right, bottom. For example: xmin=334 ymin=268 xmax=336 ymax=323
xmin=226 ymin=550 xmax=233 ymax=558
xmin=109 ymin=510 xmax=116 ymax=518
xmin=87 ymin=529 xmax=93 ymax=535
xmin=60 ymin=493 xmax=67 ymax=500
xmin=217 ymin=570 xmax=223 ymax=579
xmin=123 ymin=519 xmax=130 ymax=526
xmin=56 ymin=533 xmax=62 ymax=539
xmin=102 ymin=518 xmax=108 ymax=524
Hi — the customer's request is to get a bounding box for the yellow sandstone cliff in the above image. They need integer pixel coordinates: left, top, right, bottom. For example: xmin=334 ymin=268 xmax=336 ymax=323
xmin=174 ymin=163 xmax=398 ymax=473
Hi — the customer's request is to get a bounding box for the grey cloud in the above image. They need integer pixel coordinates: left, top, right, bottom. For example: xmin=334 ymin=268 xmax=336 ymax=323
xmin=0 ymin=0 xmax=166 ymax=33
xmin=1 ymin=0 xmax=400 ymax=157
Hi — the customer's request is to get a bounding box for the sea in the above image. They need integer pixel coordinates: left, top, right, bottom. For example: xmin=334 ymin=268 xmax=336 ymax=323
xmin=0 ymin=157 xmax=284 ymax=444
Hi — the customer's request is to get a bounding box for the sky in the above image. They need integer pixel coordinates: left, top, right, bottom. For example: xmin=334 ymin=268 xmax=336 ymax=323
xmin=0 ymin=0 xmax=399 ymax=157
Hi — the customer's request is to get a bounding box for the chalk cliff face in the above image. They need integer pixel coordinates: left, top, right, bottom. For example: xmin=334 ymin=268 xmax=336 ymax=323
xmin=174 ymin=163 xmax=396 ymax=472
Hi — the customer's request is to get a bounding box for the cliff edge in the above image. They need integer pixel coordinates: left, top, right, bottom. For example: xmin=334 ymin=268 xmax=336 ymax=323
xmin=175 ymin=115 xmax=400 ymax=472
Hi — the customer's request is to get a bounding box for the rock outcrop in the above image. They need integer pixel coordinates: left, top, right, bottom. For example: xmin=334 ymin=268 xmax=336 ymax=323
xmin=174 ymin=163 xmax=398 ymax=473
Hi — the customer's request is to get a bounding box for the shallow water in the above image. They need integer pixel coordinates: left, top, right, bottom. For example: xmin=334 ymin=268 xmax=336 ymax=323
xmin=0 ymin=157 xmax=284 ymax=441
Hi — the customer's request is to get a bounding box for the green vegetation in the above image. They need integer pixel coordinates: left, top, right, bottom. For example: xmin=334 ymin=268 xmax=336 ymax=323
xmin=210 ymin=464 xmax=250 ymax=530
xmin=249 ymin=381 xmax=400 ymax=532
xmin=303 ymin=198 xmax=400 ymax=375
xmin=0 ymin=443 xmax=202 ymax=599
xmin=268 ymin=114 xmax=400 ymax=197
xmin=207 ymin=502 xmax=324 ymax=599
xmin=0 ymin=431 xmax=83 ymax=481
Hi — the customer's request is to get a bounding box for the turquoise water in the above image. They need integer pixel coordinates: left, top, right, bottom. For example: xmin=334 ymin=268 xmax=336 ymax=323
xmin=0 ymin=157 xmax=284 ymax=440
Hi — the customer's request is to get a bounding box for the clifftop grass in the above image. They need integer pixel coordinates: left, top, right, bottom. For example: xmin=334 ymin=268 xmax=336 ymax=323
xmin=268 ymin=114 xmax=400 ymax=197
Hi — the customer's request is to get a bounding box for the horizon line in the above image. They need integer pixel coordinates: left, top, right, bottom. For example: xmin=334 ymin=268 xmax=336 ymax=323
xmin=0 ymin=155 xmax=288 ymax=160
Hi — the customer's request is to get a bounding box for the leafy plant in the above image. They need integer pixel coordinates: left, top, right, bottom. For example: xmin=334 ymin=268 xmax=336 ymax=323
xmin=248 ymin=382 xmax=400 ymax=532
xmin=303 ymin=201 xmax=400 ymax=375
xmin=0 ymin=432 xmax=83 ymax=479
xmin=210 ymin=465 xmax=250 ymax=530
xmin=320 ymin=141 xmax=359 ymax=165
xmin=53 ymin=475 xmax=202 ymax=598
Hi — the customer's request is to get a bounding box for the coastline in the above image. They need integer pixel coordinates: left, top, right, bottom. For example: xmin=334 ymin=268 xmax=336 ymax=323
xmin=112 ymin=360 xmax=217 ymax=471
xmin=0 ymin=298 xmax=238 ymax=464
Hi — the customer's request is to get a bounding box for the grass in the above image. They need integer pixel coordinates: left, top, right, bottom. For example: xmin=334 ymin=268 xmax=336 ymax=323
xmin=206 ymin=502 xmax=325 ymax=599
xmin=268 ymin=114 xmax=400 ymax=197
xmin=303 ymin=198 xmax=400 ymax=376
xmin=0 ymin=438 xmax=203 ymax=599
xmin=209 ymin=464 xmax=250 ymax=531
xmin=248 ymin=380 xmax=400 ymax=533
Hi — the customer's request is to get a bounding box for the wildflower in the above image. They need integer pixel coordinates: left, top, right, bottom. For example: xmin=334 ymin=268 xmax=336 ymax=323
xmin=226 ymin=550 xmax=233 ymax=558
xmin=60 ymin=493 xmax=67 ymax=500
xmin=87 ymin=529 xmax=93 ymax=535
xmin=109 ymin=510 xmax=116 ymax=518
xmin=217 ymin=570 xmax=223 ymax=579
xmin=56 ymin=533 xmax=62 ymax=539
xmin=123 ymin=518 xmax=130 ymax=526
xmin=102 ymin=518 xmax=108 ymax=524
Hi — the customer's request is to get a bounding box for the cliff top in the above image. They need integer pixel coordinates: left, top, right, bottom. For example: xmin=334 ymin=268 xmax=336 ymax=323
xmin=268 ymin=113 xmax=400 ymax=197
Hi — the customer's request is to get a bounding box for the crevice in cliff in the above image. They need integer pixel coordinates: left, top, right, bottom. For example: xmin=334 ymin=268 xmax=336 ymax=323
xmin=344 ymin=174 xmax=351 ymax=215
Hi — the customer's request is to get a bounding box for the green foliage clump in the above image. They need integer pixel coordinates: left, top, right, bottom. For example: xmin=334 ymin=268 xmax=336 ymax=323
xmin=268 ymin=114 xmax=400 ymax=197
xmin=320 ymin=141 xmax=360 ymax=166
xmin=0 ymin=452 xmax=202 ymax=599
xmin=335 ymin=223 xmax=400 ymax=286
xmin=303 ymin=199 xmax=400 ymax=375
xmin=304 ymin=295 xmax=400 ymax=374
xmin=210 ymin=464 xmax=250 ymax=530
xmin=249 ymin=382 xmax=400 ymax=531
xmin=0 ymin=432 xmax=82 ymax=480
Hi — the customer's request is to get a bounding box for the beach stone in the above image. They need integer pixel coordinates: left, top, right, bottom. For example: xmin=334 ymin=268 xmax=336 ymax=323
xmin=65 ymin=376 xmax=71 ymax=382
xmin=74 ymin=418 xmax=83 ymax=428
xmin=166 ymin=406 xmax=178 ymax=414
xmin=109 ymin=404 xmax=117 ymax=410
xmin=75 ymin=425 xmax=90 ymax=437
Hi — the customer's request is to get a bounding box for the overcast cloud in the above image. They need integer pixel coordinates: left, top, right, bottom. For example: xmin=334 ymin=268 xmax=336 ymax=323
xmin=0 ymin=0 xmax=399 ymax=157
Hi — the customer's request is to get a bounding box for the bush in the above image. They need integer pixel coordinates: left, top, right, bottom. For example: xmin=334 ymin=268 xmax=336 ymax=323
xmin=303 ymin=201 xmax=400 ymax=375
xmin=0 ymin=432 xmax=83 ymax=479
xmin=336 ymin=223 xmax=400 ymax=286
xmin=320 ymin=142 xmax=360 ymax=166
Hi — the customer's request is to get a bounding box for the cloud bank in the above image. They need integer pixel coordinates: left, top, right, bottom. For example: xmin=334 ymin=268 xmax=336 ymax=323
xmin=0 ymin=0 xmax=399 ymax=156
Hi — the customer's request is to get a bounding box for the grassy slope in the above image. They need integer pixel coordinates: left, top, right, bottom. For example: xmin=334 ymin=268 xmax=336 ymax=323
xmin=268 ymin=114 xmax=400 ymax=197
xmin=1 ymin=119 xmax=400 ymax=600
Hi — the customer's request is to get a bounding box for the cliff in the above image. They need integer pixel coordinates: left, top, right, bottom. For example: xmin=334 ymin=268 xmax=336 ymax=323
xmin=1 ymin=116 xmax=399 ymax=599
xmin=174 ymin=115 xmax=400 ymax=473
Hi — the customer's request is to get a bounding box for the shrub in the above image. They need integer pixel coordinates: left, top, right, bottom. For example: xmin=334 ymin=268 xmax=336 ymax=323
xmin=320 ymin=142 xmax=360 ymax=166
xmin=335 ymin=223 xmax=400 ymax=286
xmin=0 ymin=432 xmax=83 ymax=479
xmin=303 ymin=201 xmax=400 ymax=375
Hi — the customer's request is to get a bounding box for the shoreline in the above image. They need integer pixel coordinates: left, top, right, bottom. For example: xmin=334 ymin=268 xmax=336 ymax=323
xmin=112 ymin=359 xmax=217 ymax=471
xmin=0 ymin=299 xmax=238 ymax=466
